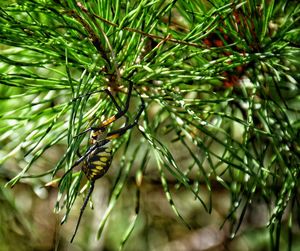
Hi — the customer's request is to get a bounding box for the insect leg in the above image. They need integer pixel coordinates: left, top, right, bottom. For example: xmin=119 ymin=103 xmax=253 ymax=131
xmin=104 ymin=89 xmax=122 ymax=112
xmin=76 ymin=149 xmax=82 ymax=158
xmin=73 ymin=82 xmax=133 ymax=137
xmin=105 ymin=88 xmax=130 ymax=125
xmin=70 ymin=181 xmax=95 ymax=243
xmin=106 ymin=95 xmax=145 ymax=139
xmin=59 ymin=140 xmax=109 ymax=184
xmin=70 ymin=90 xmax=106 ymax=103
xmin=97 ymin=80 xmax=133 ymax=128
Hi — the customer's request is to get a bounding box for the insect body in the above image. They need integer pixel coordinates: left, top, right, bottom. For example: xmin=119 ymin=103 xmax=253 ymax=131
xmin=82 ymin=133 xmax=112 ymax=181
xmin=60 ymin=81 xmax=144 ymax=242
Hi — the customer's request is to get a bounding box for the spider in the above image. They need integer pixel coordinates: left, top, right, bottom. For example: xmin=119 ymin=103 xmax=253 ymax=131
xmin=60 ymin=80 xmax=144 ymax=242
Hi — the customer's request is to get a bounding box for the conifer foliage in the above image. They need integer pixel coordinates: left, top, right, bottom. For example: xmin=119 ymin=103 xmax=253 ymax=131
xmin=0 ymin=0 xmax=299 ymax=250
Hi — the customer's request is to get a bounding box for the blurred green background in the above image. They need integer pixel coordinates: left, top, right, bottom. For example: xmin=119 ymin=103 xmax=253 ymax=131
xmin=1 ymin=0 xmax=300 ymax=250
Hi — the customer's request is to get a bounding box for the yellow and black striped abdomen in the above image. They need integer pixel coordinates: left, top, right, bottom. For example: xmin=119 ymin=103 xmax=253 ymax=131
xmin=82 ymin=142 xmax=112 ymax=181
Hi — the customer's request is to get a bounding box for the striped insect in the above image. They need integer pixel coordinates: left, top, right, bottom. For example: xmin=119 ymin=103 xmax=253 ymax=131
xmin=60 ymin=81 xmax=144 ymax=242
